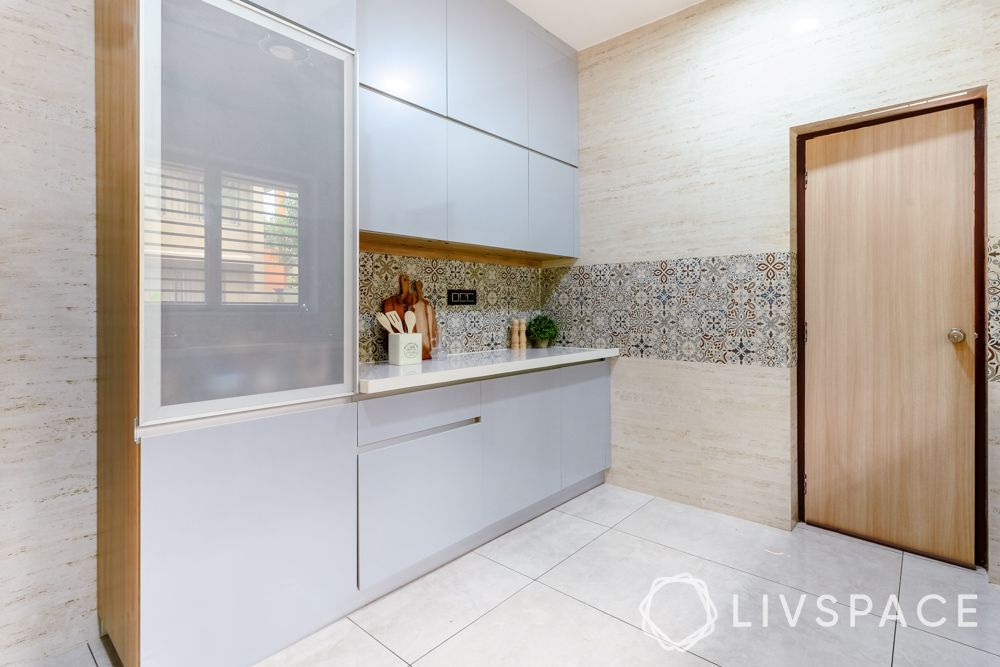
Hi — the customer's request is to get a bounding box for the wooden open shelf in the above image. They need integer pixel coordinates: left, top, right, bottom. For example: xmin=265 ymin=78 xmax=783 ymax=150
xmin=360 ymin=231 xmax=577 ymax=268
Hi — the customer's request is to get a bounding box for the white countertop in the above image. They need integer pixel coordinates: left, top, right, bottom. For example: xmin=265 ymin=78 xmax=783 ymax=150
xmin=358 ymin=347 xmax=620 ymax=395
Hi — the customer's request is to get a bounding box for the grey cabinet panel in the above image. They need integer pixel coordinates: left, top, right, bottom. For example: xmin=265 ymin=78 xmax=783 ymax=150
xmin=447 ymin=122 xmax=529 ymax=249
xmin=359 ymin=423 xmax=484 ymax=588
xmin=358 ymin=381 xmax=481 ymax=445
xmin=360 ymin=89 xmax=448 ymax=240
xmin=527 ymin=29 xmax=578 ymax=165
xmin=358 ymin=0 xmax=447 ymax=113
xmin=559 ymin=362 xmax=611 ymax=487
xmin=528 ymin=153 xmax=577 ymax=256
xmin=139 ymin=404 xmax=358 ymax=667
xmin=253 ymin=0 xmax=356 ymax=47
xmin=447 ymin=0 xmax=528 ymax=144
xmin=481 ymin=371 xmax=562 ymax=523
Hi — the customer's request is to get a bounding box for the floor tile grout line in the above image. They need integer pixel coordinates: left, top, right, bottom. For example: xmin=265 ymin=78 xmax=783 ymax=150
xmin=408 ymin=573 xmax=535 ymax=664
xmin=608 ymin=525 xmax=895 ymax=617
xmin=609 ymin=495 xmax=657 ymax=529
xmin=890 ymin=551 xmax=904 ymax=666
xmin=533 ymin=579 xmax=722 ymax=667
xmin=532 ymin=522 xmax=613 ymax=581
xmin=903 ymin=624 xmax=1000 ymax=659
xmin=347 ymin=617 xmax=412 ymax=666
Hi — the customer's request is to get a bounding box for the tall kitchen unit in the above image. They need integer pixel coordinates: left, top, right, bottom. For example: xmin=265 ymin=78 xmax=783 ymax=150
xmin=95 ymin=0 xmax=357 ymax=664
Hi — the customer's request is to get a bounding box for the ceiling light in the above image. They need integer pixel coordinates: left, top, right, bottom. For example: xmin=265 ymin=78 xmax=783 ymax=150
xmin=259 ymin=35 xmax=309 ymax=63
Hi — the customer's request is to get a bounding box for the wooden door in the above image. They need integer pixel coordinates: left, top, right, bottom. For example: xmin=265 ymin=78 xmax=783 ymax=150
xmin=803 ymin=104 xmax=977 ymax=565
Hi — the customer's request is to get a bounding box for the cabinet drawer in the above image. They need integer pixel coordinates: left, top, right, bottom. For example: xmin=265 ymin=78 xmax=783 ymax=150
xmin=359 ymin=422 xmax=484 ymax=588
xmin=358 ymin=382 xmax=482 ymax=446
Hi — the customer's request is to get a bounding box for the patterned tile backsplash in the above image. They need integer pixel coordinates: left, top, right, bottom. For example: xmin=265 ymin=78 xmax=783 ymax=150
xmin=358 ymin=250 xmax=796 ymax=368
xmin=541 ymin=252 xmax=796 ymax=367
xmin=359 ymin=252 xmax=541 ymax=363
xmin=988 ymin=237 xmax=1000 ymax=381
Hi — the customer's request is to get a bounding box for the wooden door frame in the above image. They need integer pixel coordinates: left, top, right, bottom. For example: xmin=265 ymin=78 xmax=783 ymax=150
xmin=792 ymin=90 xmax=988 ymax=567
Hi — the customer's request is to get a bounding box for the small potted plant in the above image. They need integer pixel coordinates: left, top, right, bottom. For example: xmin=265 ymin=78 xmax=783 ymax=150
xmin=526 ymin=315 xmax=558 ymax=348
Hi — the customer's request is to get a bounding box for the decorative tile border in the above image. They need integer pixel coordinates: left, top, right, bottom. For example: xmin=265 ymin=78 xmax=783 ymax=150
xmin=988 ymin=236 xmax=1000 ymax=381
xmin=540 ymin=252 xmax=797 ymax=368
xmin=359 ymin=252 xmax=540 ymax=363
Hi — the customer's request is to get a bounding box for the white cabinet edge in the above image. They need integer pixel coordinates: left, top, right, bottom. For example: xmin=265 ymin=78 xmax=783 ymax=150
xmin=358 ymin=347 xmax=619 ymax=394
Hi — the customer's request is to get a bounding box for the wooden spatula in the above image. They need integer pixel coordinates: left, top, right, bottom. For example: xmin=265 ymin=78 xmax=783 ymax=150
xmin=386 ymin=310 xmax=406 ymax=333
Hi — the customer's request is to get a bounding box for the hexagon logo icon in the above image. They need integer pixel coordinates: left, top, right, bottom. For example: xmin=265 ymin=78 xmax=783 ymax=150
xmin=639 ymin=573 xmax=718 ymax=652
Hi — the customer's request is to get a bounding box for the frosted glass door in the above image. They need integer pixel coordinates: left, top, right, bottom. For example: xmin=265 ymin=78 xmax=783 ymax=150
xmin=140 ymin=0 xmax=356 ymax=425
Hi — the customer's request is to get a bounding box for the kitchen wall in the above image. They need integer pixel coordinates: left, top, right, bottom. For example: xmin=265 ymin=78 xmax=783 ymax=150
xmin=359 ymin=253 xmax=541 ymax=363
xmin=0 ymin=0 xmax=98 ymax=661
xmin=575 ymin=0 xmax=1000 ymax=580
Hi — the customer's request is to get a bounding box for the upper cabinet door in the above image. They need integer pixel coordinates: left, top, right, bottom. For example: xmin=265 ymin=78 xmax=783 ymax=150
xmin=252 ymin=0 xmax=357 ymax=48
xmin=447 ymin=0 xmax=528 ymax=145
xmin=447 ymin=123 xmax=529 ymax=250
xmin=357 ymin=0 xmax=447 ymax=114
xmin=360 ymin=89 xmax=448 ymax=240
xmin=140 ymin=0 xmax=356 ymax=425
xmin=527 ymin=29 xmax=578 ymax=165
xmin=528 ymin=153 xmax=577 ymax=256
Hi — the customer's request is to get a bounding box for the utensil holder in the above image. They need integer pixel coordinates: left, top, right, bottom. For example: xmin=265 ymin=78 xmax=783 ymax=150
xmin=388 ymin=333 xmax=423 ymax=366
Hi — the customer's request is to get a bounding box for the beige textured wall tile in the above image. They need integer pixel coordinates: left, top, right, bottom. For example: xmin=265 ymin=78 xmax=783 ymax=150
xmin=578 ymin=0 xmax=999 ymax=265
xmin=0 ymin=0 xmax=97 ymax=660
xmin=583 ymin=0 xmax=999 ymax=563
xmin=607 ymin=357 xmax=794 ymax=529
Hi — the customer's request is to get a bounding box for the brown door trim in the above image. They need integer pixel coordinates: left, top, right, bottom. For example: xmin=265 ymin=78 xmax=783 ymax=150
xmin=794 ymin=97 xmax=987 ymax=567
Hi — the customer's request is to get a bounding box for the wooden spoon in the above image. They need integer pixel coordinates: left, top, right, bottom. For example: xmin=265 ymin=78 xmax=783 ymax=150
xmin=404 ymin=310 xmax=417 ymax=334
xmin=374 ymin=312 xmax=393 ymax=334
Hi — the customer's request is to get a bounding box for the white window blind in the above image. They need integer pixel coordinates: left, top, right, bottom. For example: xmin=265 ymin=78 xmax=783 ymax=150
xmin=220 ymin=175 xmax=300 ymax=305
xmin=144 ymin=163 xmax=207 ymax=303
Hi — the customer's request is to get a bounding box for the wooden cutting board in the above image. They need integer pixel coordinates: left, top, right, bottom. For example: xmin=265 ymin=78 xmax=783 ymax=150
xmin=382 ymin=274 xmax=437 ymax=360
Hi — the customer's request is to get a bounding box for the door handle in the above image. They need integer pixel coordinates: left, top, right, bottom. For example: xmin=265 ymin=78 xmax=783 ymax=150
xmin=948 ymin=328 xmax=966 ymax=344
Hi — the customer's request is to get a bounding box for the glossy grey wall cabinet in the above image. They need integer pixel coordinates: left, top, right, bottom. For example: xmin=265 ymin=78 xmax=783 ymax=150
xmin=529 ymin=152 xmax=577 ymax=256
xmin=528 ymin=29 xmax=578 ymax=165
xmin=447 ymin=122 xmax=530 ymax=250
xmin=447 ymin=0 xmax=529 ymax=144
xmin=357 ymin=0 xmax=447 ymax=113
xmin=139 ymin=404 xmax=358 ymax=667
xmin=360 ymin=88 xmax=448 ymax=240
xmin=252 ymin=0 xmax=356 ymax=47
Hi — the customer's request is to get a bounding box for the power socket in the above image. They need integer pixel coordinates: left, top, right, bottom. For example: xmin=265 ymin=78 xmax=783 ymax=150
xmin=447 ymin=289 xmax=477 ymax=306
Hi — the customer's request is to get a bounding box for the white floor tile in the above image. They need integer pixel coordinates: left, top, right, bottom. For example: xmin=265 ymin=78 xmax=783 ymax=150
xmin=349 ymin=553 xmax=531 ymax=663
xmin=557 ymin=484 xmax=653 ymax=527
xmin=898 ymin=554 xmax=1000 ymax=656
xmin=893 ymin=626 xmax=1000 ymax=666
xmin=89 ymin=639 xmax=116 ymax=667
xmin=49 ymin=643 xmax=96 ymax=667
xmin=540 ymin=529 xmax=894 ymax=667
xmin=617 ymin=498 xmax=903 ymax=610
xmin=416 ymin=582 xmax=711 ymax=666
xmin=476 ymin=510 xmax=607 ymax=578
xmin=255 ymin=618 xmax=405 ymax=667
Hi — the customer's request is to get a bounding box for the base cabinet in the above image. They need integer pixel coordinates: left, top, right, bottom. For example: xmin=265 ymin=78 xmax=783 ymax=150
xmin=481 ymin=370 xmax=563 ymax=523
xmin=139 ymin=404 xmax=358 ymax=667
xmin=560 ymin=362 xmax=612 ymax=486
xmin=359 ymin=422 xmax=484 ymax=588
